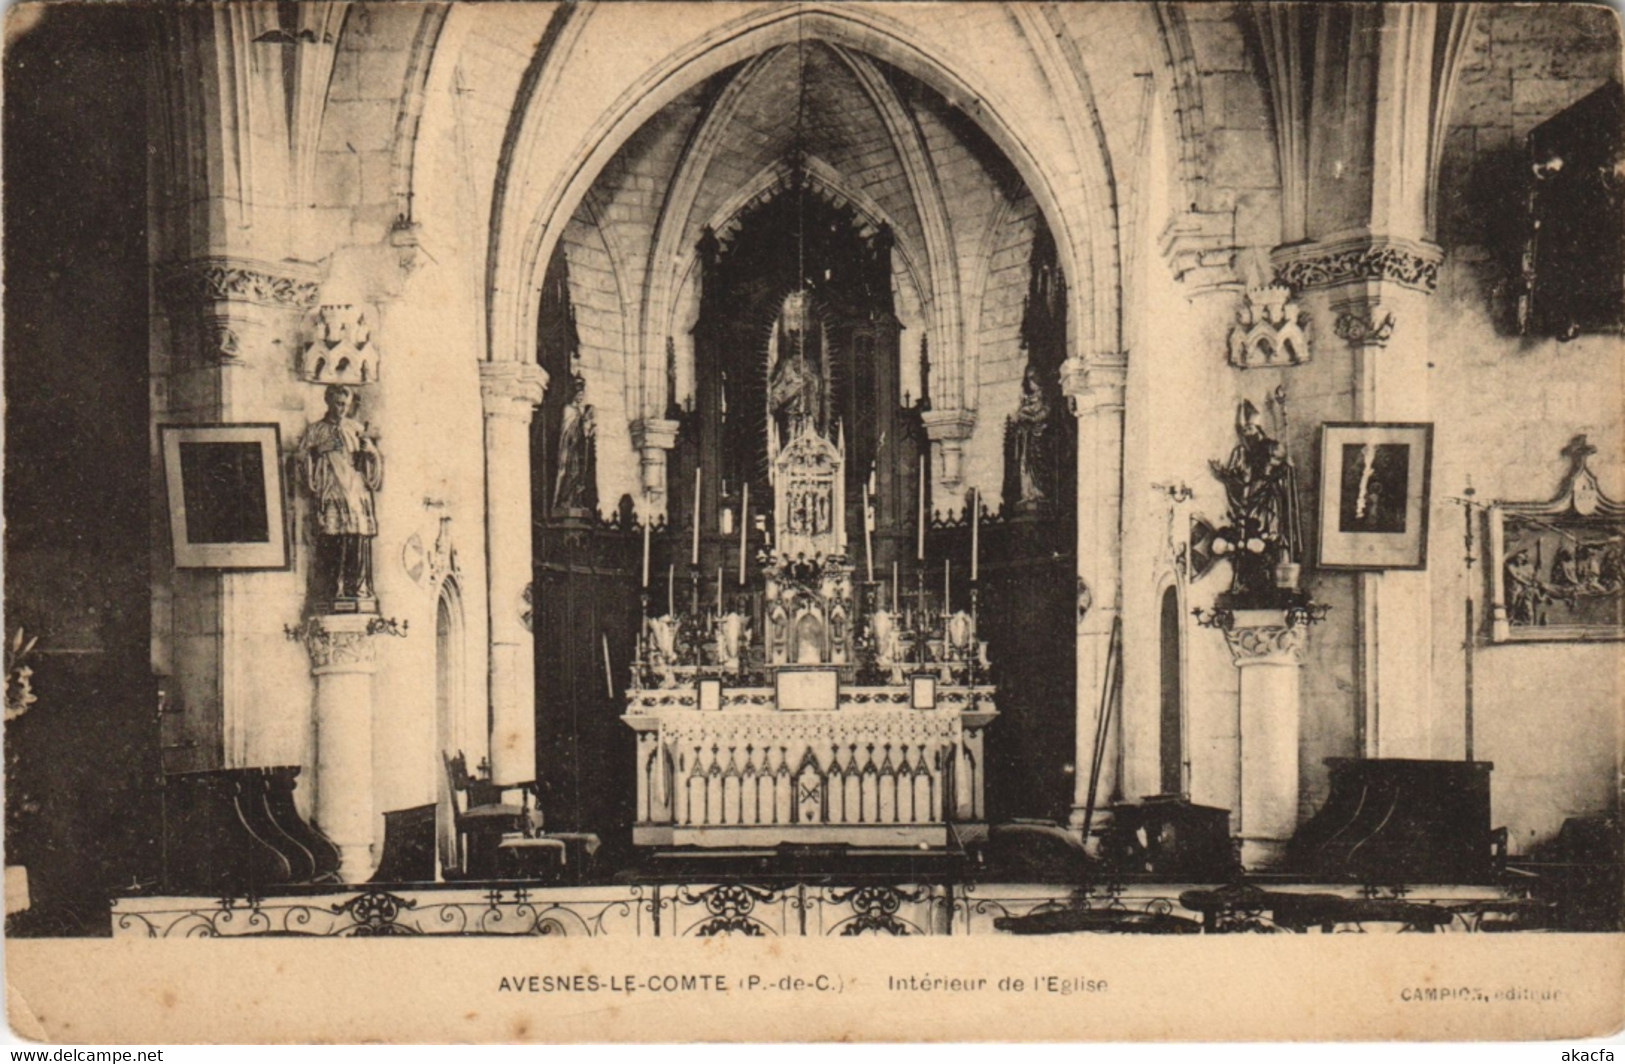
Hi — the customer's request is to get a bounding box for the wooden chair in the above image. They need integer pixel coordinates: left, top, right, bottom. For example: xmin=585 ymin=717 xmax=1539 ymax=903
xmin=441 ymin=752 xmax=542 ymax=879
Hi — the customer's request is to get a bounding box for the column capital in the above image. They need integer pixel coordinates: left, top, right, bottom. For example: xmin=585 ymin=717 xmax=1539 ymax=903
xmin=297 ymin=614 xmax=380 ymax=674
xmin=479 ymin=361 xmax=549 ymax=418
xmin=1270 ymin=233 xmax=1443 ymax=296
xmin=1222 ymin=612 xmax=1308 ymax=666
xmin=1060 ymin=358 xmax=1126 ymax=415
xmin=1330 ymin=297 xmax=1399 ymax=349
xmin=630 ymin=417 xmax=680 ymax=452
xmin=920 ymin=408 xmax=977 ymax=442
xmin=156 ymin=256 xmax=323 ymax=311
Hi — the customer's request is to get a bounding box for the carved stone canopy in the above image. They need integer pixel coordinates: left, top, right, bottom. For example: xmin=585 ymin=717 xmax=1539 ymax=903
xmin=301 ymin=303 xmax=380 ymax=384
xmin=1228 ymin=286 xmax=1309 ymax=368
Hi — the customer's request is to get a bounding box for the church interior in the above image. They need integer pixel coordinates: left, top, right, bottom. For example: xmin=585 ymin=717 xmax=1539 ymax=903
xmin=4 ymin=1 xmax=1622 ymax=937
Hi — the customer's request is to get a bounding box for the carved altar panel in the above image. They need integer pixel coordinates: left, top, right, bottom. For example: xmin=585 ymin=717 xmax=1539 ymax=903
xmin=625 ymin=690 xmax=994 ymax=848
xmin=772 ymin=426 xmax=846 ymax=562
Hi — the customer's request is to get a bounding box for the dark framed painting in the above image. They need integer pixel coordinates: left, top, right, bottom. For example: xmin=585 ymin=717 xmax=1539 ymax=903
xmin=160 ymin=423 xmax=290 ymax=569
xmin=1317 ymin=422 xmax=1433 ymax=570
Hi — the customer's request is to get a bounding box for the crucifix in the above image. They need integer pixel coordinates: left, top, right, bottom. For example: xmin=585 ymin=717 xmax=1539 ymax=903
xmin=1444 ymin=478 xmax=1488 ymax=761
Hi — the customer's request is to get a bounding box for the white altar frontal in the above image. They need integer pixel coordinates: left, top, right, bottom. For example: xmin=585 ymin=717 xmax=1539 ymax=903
xmin=626 ymin=415 xmax=996 ymax=850
xmin=625 ymin=682 xmax=995 ymax=848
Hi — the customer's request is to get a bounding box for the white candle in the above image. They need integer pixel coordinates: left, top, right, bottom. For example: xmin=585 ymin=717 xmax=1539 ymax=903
xmin=641 ymin=518 xmax=651 ymax=588
xmin=863 ymin=482 xmax=875 ymax=584
xmin=738 ymin=482 xmax=749 ymax=585
xmin=917 ymin=455 xmax=926 ymax=561
xmin=944 ymin=558 xmax=951 ymax=608
xmin=971 ymin=487 xmax=979 ymax=583
xmin=602 ymin=634 xmax=614 ymax=698
xmin=691 ymin=468 xmax=702 ymax=565
xmin=716 ymin=567 xmax=723 ymax=615
xmin=892 ymin=561 xmax=899 ymax=612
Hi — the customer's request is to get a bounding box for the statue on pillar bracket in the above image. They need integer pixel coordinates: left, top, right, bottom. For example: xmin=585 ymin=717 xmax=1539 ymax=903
xmin=1197 ymin=389 xmax=1306 ymax=606
xmin=297 ymin=383 xmax=384 ymax=613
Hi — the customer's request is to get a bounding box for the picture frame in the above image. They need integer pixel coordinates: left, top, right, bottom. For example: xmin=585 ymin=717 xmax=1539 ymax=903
xmin=696 ymin=677 xmax=723 ymax=712
xmin=159 ymin=423 xmax=290 ymax=570
xmin=1317 ymin=422 xmax=1433 ymax=570
xmin=909 ymin=672 xmax=937 ymax=710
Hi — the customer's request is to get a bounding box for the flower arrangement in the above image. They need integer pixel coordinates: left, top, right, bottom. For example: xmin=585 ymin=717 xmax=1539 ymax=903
xmin=4 ymin=628 xmax=39 ymax=722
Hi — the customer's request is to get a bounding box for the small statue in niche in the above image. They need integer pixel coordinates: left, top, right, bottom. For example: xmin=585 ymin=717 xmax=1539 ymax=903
xmin=870 ymin=609 xmax=904 ymax=683
xmin=1208 ymin=393 xmax=1303 ymax=598
xmin=715 ymin=610 xmax=744 ymax=672
xmin=1008 ymin=363 xmax=1055 ymax=509
xmin=766 ymin=581 xmax=790 ymax=665
xmin=552 ymin=374 xmax=596 ymax=516
xmin=299 ymin=383 xmax=384 ymax=608
xmin=646 ymin=614 xmax=679 ymax=688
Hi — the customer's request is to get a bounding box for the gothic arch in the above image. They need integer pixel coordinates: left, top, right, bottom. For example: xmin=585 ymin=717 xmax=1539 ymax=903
xmin=482 ymin=2 xmax=1117 ymax=401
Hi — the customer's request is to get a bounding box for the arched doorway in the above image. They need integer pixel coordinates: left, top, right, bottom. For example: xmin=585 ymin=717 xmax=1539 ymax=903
xmin=528 ymin=33 xmax=1082 ymax=851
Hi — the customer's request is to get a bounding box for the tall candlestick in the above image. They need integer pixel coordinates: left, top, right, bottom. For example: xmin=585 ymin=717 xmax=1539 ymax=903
xmin=738 ymin=482 xmax=749 ymax=585
xmin=691 ymin=468 xmax=702 ymax=565
xmin=863 ymin=482 xmax=875 ymax=584
xmin=641 ymin=518 xmax=651 ymax=588
xmin=667 ymin=564 xmax=675 ymax=617
xmin=602 ymin=634 xmax=614 ymax=698
xmin=944 ymin=558 xmax=951 ymax=609
xmin=971 ymin=487 xmax=979 ymax=582
xmin=892 ymin=561 xmax=899 ymax=612
xmin=716 ymin=567 xmax=723 ymax=615
xmin=917 ymin=455 xmax=926 ymax=561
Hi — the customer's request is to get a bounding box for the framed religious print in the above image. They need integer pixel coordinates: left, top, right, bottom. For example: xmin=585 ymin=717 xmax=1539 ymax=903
xmin=1317 ymin=422 xmax=1433 ymax=570
xmin=1489 ymin=435 xmax=1625 ymax=642
xmin=160 ymin=423 xmax=290 ymax=569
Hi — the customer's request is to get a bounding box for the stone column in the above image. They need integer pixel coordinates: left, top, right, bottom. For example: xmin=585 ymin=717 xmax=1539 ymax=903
xmin=154 ymin=258 xmax=320 ymax=773
xmin=304 ymin=614 xmax=379 ymax=883
xmin=1062 ymin=358 xmax=1127 ymax=838
xmin=1222 ymin=610 xmax=1307 ymax=869
xmin=1273 ymin=239 xmax=1441 ymax=758
xmin=480 ymin=361 xmax=548 ymax=784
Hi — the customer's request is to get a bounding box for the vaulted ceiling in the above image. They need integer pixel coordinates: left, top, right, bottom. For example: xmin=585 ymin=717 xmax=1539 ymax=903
xmin=569 ymin=38 xmax=1038 ymax=403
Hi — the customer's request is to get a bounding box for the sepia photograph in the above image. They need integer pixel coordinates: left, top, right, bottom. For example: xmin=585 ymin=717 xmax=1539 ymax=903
xmin=2 ymin=0 xmax=1622 ymax=1046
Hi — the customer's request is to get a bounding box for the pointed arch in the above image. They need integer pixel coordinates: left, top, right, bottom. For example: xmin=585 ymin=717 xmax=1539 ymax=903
xmin=485 ymin=2 xmax=1115 ymax=402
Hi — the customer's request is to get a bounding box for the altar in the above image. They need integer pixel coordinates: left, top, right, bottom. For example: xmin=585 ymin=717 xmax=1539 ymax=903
xmin=625 ymin=682 xmax=995 ymax=848
xmin=623 ymin=335 xmax=996 ymax=852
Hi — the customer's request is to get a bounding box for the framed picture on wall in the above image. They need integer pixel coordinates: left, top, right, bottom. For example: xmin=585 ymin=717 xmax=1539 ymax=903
xmin=160 ymin=423 xmax=290 ymax=569
xmin=1488 ymin=435 xmax=1625 ymax=642
xmin=1317 ymin=422 xmax=1433 ymax=570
